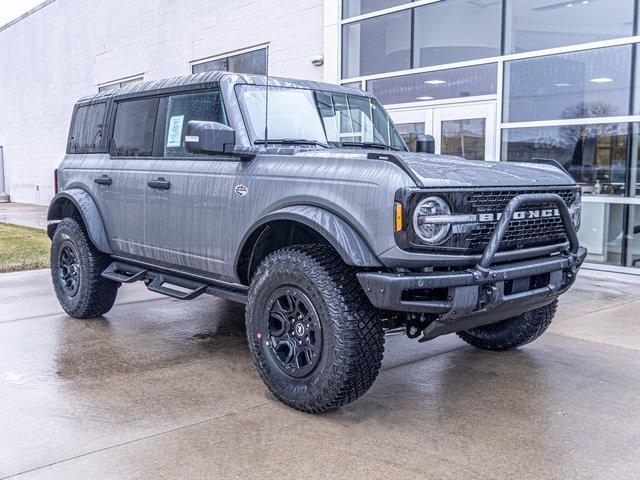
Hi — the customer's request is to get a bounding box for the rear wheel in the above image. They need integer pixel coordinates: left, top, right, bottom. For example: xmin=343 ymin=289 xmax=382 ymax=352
xmin=51 ymin=217 xmax=119 ymax=318
xmin=456 ymin=300 xmax=557 ymax=351
xmin=245 ymin=244 xmax=385 ymax=413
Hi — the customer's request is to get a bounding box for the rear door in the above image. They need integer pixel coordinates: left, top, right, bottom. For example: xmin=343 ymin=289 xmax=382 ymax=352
xmin=144 ymin=89 xmax=240 ymax=276
xmin=97 ymin=97 xmax=159 ymax=257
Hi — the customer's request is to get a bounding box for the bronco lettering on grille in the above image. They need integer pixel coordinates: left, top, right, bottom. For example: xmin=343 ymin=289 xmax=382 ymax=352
xmin=478 ymin=208 xmax=560 ymax=223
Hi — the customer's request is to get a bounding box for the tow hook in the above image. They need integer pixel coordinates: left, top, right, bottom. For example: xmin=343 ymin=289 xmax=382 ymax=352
xmin=406 ymin=313 xmax=430 ymax=339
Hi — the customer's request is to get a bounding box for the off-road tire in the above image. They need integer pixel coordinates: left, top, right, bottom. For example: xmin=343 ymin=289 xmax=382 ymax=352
xmin=456 ymin=300 xmax=557 ymax=351
xmin=246 ymin=244 xmax=385 ymax=413
xmin=51 ymin=217 xmax=119 ymax=318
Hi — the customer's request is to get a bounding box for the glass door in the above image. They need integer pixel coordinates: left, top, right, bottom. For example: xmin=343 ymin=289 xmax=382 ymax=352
xmin=433 ymin=103 xmax=496 ymax=161
xmin=389 ymin=102 xmax=496 ymax=160
xmin=388 ymin=109 xmax=430 ymax=152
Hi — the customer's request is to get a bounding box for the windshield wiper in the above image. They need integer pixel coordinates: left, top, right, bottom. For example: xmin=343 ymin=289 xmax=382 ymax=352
xmin=254 ymin=138 xmax=329 ymax=148
xmin=340 ymin=141 xmax=403 ymax=152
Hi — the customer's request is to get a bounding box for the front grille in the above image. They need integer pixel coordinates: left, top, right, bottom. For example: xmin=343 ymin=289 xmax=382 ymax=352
xmin=466 ymin=188 xmax=577 ymax=254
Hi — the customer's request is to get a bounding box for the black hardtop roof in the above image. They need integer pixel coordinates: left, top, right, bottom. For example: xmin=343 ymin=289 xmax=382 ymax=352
xmin=77 ymin=71 xmax=370 ymax=104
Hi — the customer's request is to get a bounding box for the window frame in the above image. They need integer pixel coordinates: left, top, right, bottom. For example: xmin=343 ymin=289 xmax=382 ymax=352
xmin=97 ymin=75 xmax=144 ymax=93
xmin=190 ymin=45 xmax=269 ymax=76
xmin=233 ymin=83 xmax=406 ymax=150
xmin=106 ymin=84 xmax=231 ymax=160
xmin=341 ymin=8 xmax=413 ymax=79
xmin=155 ymin=89 xmax=230 ymax=159
xmin=109 ymin=97 xmax=160 ymax=158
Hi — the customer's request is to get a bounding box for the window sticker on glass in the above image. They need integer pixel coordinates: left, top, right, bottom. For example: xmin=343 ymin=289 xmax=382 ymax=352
xmin=167 ymin=115 xmax=185 ymax=147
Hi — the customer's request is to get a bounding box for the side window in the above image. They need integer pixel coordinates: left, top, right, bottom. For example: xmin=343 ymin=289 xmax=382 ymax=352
xmin=112 ymin=98 xmax=158 ymax=157
xmin=163 ymin=91 xmax=226 ymax=157
xmin=69 ymin=103 xmax=107 ymax=153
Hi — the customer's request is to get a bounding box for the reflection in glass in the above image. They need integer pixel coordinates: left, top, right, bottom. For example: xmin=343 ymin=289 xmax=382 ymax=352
xmin=631 ymin=123 xmax=640 ymax=196
xmin=503 ymin=46 xmax=632 ymax=122
xmin=579 ymin=201 xmax=624 ymax=266
xmin=628 ymin=206 xmax=640 ymax=268
xmin=502 ymin=123 xmax=629 ymax=196
xmin=342 ymin=81 xmax=363 ymax=90
xmin=342 ymin=0 xmax=407 ymax=18
xmin=505 ymin=0 xmax=635 ymax=54
xmin=367 ymin=64 xmax=497 ymax=104
xmin=341 ymin=11 xmax=411 ymax=78
xmin=163 ymin=92 xmax=226 ymax=157
xmin=395 ymin=122 xmax=425 ymax=152
xmin=98 ymin=77 xmax=143 ymax=92
xmin=413 ymin=0 xmax=501 ymax=68
xmin=441 ymin=118 xmax=485 ymax=160
xmin=192 ymin=49 xmax=267 ymax=75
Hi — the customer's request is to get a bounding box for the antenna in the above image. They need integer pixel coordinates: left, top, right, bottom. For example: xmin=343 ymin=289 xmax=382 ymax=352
xmin=263 ymin=47 xmax=269 ymax=145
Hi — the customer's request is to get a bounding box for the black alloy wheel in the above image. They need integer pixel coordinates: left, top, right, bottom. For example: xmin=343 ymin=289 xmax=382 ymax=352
xmin=265 ymin=287 xmax=323 ymax=378
xmin=58 ymin=241 xmax=80 ymax=297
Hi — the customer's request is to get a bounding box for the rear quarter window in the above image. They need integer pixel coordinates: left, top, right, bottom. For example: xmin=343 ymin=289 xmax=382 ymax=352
xmin=68 ymin=102 xmax=107 ymax=153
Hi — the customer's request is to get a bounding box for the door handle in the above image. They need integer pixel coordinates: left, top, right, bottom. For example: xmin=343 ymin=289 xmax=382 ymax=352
xmin=94 ymin=175 xmax=112 ymax=185
xmin=147 ymin=177 xmax=171 ymax=190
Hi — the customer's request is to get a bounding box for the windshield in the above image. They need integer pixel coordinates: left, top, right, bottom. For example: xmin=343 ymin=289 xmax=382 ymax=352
xmin=236 ymin=85 xmax=406 ymax=150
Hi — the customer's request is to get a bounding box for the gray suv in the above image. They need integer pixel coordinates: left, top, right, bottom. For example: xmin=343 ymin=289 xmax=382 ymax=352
xmin=48 ymin=72 xmax=586 ymax=412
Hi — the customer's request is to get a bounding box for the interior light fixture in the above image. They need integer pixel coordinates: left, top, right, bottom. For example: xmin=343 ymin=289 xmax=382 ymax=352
xmin=566 ymin=3 xmax=573 ymax=6
xmin=416 ymin=96 xmax=435 ymax=100
xmin=424 ymin=79 xmax=447 ymax=85
xmin=553 ymin=82 xmax=572 ymax=87
xmin=590 ymin=77 xmax=614 ymax=83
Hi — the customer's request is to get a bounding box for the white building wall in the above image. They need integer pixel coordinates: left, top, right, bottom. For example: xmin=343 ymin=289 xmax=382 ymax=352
xmin=0 ymin=0 xmax=324 ymax=205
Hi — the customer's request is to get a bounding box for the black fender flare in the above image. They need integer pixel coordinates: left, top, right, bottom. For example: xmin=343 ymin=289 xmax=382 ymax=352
xmin=47 ymin=189 xmax=112 ymax=254
xmin=235 ymin=205 xmax=382 ymax=277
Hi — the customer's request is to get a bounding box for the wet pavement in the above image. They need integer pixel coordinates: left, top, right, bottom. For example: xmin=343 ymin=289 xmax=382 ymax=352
xmin=1 ymin=269 xmax=639 ymax=479
xmin=0 ymin=203 xmax=48 ymax=230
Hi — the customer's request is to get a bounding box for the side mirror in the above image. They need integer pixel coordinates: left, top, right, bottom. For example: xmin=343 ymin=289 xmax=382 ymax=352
xmin=185 ymin=121 xmax=236 ymax=155
xmin=416 ymin=134 xmax=435 ymax=154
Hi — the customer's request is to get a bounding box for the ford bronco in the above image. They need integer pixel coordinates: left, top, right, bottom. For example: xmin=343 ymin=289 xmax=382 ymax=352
xmin=48 ymin=72 xmax=585 ymax=412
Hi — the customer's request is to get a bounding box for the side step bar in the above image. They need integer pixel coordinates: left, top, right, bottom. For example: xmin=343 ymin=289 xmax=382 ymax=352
xmin=101 ymin=261 xmax=247 ymax=303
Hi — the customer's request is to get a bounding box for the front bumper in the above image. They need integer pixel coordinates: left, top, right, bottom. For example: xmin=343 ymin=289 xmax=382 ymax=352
xmin=357 ymin=192 xmax=587 ymax=339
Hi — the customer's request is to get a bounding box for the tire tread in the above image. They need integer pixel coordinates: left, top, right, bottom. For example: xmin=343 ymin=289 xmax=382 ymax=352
xmin=51 ymin=217 xmax=118 ymax=318
xmin=246 ymin=244 xmax=384 ymax=413
xmin=456 ymin=300 xmax=557 ymax=351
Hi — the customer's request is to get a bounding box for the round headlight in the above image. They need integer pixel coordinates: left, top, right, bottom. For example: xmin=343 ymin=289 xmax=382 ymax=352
xmin=413 ymin=196 xmax=452 ymax=244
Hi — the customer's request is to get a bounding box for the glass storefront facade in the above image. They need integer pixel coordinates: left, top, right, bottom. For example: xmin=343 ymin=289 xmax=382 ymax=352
xmin=339 ymin=0 xmax=640 ymax=273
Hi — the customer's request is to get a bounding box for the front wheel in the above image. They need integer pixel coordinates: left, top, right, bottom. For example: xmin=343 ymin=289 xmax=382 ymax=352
xmin=245 ymin=244 xmax=385 ymax=413
xmin=456 ymin=300 xmax=557 ymax=351
xmin=51 ymin=217 xmax=119 ymax=318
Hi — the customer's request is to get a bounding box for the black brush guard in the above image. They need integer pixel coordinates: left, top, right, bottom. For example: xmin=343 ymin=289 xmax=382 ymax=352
xmin=358 ymin=194 xmax=587 ymax=340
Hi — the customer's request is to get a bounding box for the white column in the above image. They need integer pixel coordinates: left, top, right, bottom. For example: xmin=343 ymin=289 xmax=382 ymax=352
xmin=323 ymin=0 xmax=341 ymax=84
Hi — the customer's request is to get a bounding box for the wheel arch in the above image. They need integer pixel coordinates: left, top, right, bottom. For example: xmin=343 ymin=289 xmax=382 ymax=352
xmin=235 ymin=205 xmax=381 ymax=285
xmin=47 ymin=189 xmax=112 ymax=254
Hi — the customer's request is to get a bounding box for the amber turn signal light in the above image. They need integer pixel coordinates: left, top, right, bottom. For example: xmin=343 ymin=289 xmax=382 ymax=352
xmin=394 ymin=202 xmax=403 ymax=232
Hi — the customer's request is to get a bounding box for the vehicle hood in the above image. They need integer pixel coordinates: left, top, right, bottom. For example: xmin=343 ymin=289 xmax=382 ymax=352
xmin=291 ymin=149 xmax=575 ymax=188
xmin=395 ymin=152 xmax=574 ymax=188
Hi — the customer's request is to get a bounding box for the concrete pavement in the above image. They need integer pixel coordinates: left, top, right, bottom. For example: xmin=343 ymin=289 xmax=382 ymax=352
xmin=0 ymin=203 xmax=47 ymax=230
xmin=0 ymin=269 xmax=639 ymax=479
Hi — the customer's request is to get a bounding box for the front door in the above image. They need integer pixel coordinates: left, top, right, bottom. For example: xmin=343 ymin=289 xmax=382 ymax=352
xmin=144 ymin=90 xmax=240 ymax=278
xmin=389 ymin=102 xmax=496 ymax=161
